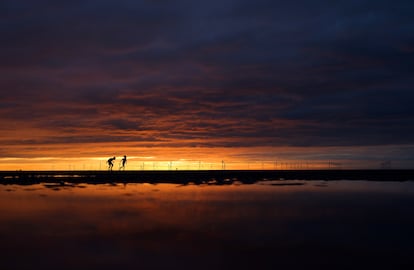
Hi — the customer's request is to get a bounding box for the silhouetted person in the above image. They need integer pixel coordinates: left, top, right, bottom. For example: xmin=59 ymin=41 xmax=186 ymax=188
xmin=120 ymin=155 xmax=127 ymax=170
xmin=107 ymin=156 xmax=116 ymax=171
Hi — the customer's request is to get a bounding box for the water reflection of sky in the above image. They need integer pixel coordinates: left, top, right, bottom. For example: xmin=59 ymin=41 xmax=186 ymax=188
xmin=1 ymin=181 xmax=414 ymax=269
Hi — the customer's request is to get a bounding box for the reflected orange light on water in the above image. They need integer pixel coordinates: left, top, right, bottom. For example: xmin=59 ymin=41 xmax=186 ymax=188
xmin=0 ymin=182 xmax=325 ymax=236
xmin=2 ymin=180 xmax=414 ymax=269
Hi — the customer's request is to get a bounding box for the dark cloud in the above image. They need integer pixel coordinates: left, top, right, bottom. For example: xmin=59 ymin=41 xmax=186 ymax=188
xmin=0 ymin=0 xmax=413 ymax=165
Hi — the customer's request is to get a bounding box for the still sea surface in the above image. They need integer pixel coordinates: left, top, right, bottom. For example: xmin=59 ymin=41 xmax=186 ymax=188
xmin=1 ymin=179 xmax=414 ymax=269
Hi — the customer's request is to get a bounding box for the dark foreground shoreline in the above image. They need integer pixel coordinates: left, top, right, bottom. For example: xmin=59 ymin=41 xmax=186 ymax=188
xmin=1 ymin=169 xmax=413 ymax=185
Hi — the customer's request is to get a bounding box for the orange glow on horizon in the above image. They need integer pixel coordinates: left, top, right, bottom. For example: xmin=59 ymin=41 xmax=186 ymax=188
xmin=0 ymin=144 xmax=396 ymax=170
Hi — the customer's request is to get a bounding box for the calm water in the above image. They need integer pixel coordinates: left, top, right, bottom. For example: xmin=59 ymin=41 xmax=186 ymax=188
xmin=1 ymin=180 xmax=414 ymax=269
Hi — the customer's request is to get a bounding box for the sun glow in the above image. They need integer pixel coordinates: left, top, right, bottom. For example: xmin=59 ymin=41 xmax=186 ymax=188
xmin=1 ymin=144 xmax=412 ymax=171
xmin=0 ymin=156 xmax=383 ymax=171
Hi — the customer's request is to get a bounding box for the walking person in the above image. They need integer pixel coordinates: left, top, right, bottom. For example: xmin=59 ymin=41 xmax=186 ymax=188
xmin=107 ymin=156 xmax=116 ymax=171
xmin=120 ymin=155 xmax=127 ymax=170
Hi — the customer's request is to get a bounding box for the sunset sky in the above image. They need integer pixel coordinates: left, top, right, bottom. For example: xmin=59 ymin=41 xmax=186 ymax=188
xmin=1 ymin=0 xmax=414 ymax=170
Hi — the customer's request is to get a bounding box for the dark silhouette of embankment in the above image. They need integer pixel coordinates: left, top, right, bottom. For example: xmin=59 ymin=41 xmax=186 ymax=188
xmin=1 ymin=170 xmax=413 ymax=185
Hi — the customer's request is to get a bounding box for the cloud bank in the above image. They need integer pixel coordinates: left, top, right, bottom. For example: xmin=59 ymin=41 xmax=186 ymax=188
xmin=1 ymin=0 xmax=413 ymax=167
